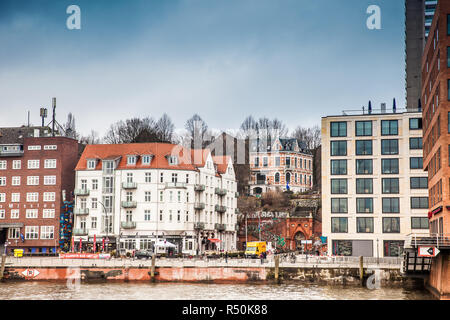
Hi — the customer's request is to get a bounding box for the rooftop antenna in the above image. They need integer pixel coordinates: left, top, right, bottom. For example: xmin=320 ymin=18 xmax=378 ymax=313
xmin=52 ymin=97 xmax=56 ymax=136
xmin=27 ymin=110 xmax=30 ymax=127
xmin=40 ymin=107 xmax=48 ymax=127
xmin=393 ymin=98 xmax=397 ymax=113
xmin=368 ymin=101 xmax=372 ymax=114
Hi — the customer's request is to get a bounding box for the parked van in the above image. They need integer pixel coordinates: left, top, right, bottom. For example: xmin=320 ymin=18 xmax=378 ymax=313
xmin=245 ymin=241 xmax=266 ymax=258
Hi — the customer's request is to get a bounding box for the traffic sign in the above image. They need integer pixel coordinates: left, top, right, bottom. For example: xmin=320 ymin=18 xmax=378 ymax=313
xmin=418 ymin=246 xmax=440 ymax=257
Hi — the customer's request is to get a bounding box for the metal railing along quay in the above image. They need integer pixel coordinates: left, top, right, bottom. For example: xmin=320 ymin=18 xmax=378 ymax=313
xmin=405 ymin=233 xmax=450 ymax=249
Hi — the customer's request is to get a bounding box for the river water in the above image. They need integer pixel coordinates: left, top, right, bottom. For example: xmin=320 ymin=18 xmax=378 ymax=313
xmin=0 ymin=282 xmax=434 ymax=300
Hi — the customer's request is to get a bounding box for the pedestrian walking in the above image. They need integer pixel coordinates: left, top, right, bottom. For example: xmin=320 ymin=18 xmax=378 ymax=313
xmin=225 ymin=251 xmax=228 ymax=263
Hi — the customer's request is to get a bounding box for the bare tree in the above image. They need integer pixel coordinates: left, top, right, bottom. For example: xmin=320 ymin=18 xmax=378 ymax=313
xmin=156 ymin=113 xmax=175 ymax=143
xmin=63 ymin=113 xmax=79 ymax=139
xmin=80 ymin=130 xmax=102 ymax=145
xmin=184 ymin=114 xmax=209 ymax=148
xmin=103 ymin=117 xmax=162 ymax=144
xmin=291 ymin=125 xmax=321 ymax=150
xmin=239 ymin=116 xmax=257 ymax=138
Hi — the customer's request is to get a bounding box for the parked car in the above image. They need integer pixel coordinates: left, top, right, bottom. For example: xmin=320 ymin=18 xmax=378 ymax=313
xmin=135 ymin=250 xmax=154 ymax=259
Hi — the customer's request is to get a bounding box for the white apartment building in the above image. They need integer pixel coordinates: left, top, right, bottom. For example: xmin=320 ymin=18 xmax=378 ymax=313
xmin=322 ymin=109 xmax=429 ymax=257
xmin=73 ymin=143 xmax=238 ymax=255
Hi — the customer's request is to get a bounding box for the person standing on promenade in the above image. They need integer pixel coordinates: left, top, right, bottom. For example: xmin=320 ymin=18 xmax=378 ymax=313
xmin=225 ymin=251 xmax=228 ymax=263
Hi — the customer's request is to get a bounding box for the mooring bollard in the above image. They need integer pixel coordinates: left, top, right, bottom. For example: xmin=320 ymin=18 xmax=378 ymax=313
xmin=150 ymin=254 xmax=156 ymax=282
xmin=0 ymin=254 xmax=6 ymax=280
xmin=359 ymin=256 xmax=364 ymax=286
xmin=274 ymin=255 xmax=280 ymax=283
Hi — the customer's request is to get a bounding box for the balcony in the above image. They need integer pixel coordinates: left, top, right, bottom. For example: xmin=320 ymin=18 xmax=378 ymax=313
xmin=72 ymin=228 xmax=88 ymax=236
xmin=74 ymin=208 xmax=89 ymax=216
xmin=285 ymin=164 xmax=295 ymax=170
xmin=165 ymin=182 xmax=187 ymax=189
xmin=121 ymin=201 xmax=137 ymax=208
xmin=194 ymin=202 xmax=205 ymax=210
xmin=215 ymin=188 xmax=227 ymax=196
xmin=215 ymin=205 xmax=226 ymax=213
xmin=215 ymin=223 xmax=226 ymax=231
xmin=194 ymin=184 xmax=206 ymax=192
xmin=0 ymin=150 xmax=24 ymax=157
xmin=194 ymin=222 xmax=205 ymax=230
xmin=122 ymin=182 xmax=137 ymax=189
xmin=121 ymin=221 xmax=136 ymax=229
xmin=74 ymin=189 xmax=90 ymax=196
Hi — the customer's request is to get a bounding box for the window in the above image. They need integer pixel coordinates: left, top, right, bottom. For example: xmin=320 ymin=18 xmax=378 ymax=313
xmin=127 ymin=155 xmax=137 ymax=165
xmin=12 ymin=160 xmax=21 ymax=169
xmin=409 ymin=118 xmax=422 ymax=130
xmin=11 ymin=209 xmax=19 ymax=219
xmin=331 ymin=198 xmax=348 ymax=213
xmin=91 ymin=198 xmax=98 ymax=209
xmin=28 ymin=145 xmax=41 ymax=151
xmin=382 ymin=178 xmax=399 ymax=194
xmin=355 ymin=121 xmax=372 ymax=136
xmin=355 ymin=140 xmax=372 ymax=155
xmin=44 ymin=176 xmax=56 ymax=185
xmin=25 ymin=226 xmax=39 ymax=240
xmin=410 ymin=157 xmax=423 ymax=169
xmin=126 ymin=173 xmax=133 ymax=183
xmin=330 ymin=122 xmax=347 ymax=137
xmin=44 ymin=159 xmax=57 ymax=168
xmin=410 ymin=177 xmax=428 ymax=189
xmin=0 ymin=193 xmax=5 ymax=202
xmin=411 ymin=217 xmax=429 ymax=229
xmin=275 ymin=157 xmax=280 ymax=166
xmin=87 ymin=160 xmax=96 ymax=169
xmin=275 ymin=172 xmax=280 ymax=183
xmin=0 ymin=161 xmax=6 ymax=170
xmin=382 ymin=198 xmax=399 ymax=213
xmin=103 ymin=177 xmax=114 ymax=193
xmin=331 ymin=160 xmax=347 ymax=175
xmin=11 ymin=193 xmax=20 ymax=202
xmin=27 ymin=176 xmax=39 ymax=186
xmin=168 ymin=156 xmax=178 ymax=165
xmin=0 ymin=177 xmax=5 ymax=186
xmin=383 ymin=217 xmax=400 ymax=233
xmin=43 ymin=192 xmax=56 ymax=202
xmin=145 ymin=191 xmax=151 ymax=202
xmin=26 ymin=192 xmax=39 ymax=202
xmin=27 ymin=160 xmax=40 ymax=169
xmin=357 ymin=218 xmax=374 ymax=233
xmin=331 ymin=179 xmax=347 ymax=194
xmin=40 ymin=226 xmax=54 ymax=239
xmin=411 ymin=197 xmax=428 ymax=209
xmin=145 ymin=172 xmax=152 ymax=183
xmin=0 ymin=210 xmax=4 ymax=219
xmin=92 ymin=179 xmax=98 ymax=190
xmin=448 ymin=14 xmax=450 ymax=35
xmin=91 ymin=217 xmax=97 ymax=229
xmin=356 ymin=198 xmax=373 ymax=213
xmin=409 ymin=138 xmax=423 ymax=150
xmin=12 ymin=176 xmax=20 ymax=186
xmin=160 ymin=172 xmax=164 ymax=183
xmin=381 ymin=120 xmax=398 ymax=135
xmin=26 ymin=209 xmax=38 ymax=218
xmin=263 ymin=157 xmax=268 ymax=167
xmin=126 ymin=191 xmax=133 ymax=202
xmin=384 ymin=240 xmax=404 ymax=257
xmin=381 ymin=159 xmax=399 ymax=174
xmin=356 ymin=159 xmax=372 ymax=175
xmin=44 ymin=145 xmax=57 ymax=150
xmin=381 ymin=139 xmax=398 ymax=155
xmin=356 ymin=178 xmax=373 ymax=194
xmin=331 ymin=217 xmax=348 ymax=233
xmin=43 ymin=209 xmax=55 ymax=218
xmin=160 ymin=191 xmax=164 ymax=201
xmin=8 ymin=228 xmax=20 ymax=239
xmin=142 ymin=155 xmax=152 ymax=165
xmin=171 ymin=173 xmax=178 ymax=183
xmin=331 ymin=141 xmax=347 ymax=156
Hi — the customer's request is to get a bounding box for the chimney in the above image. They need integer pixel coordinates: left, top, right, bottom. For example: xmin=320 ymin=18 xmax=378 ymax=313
xmin=381 ymin=103 xmax=386 ymax=113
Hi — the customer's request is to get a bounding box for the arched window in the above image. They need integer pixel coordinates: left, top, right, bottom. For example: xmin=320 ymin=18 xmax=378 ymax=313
xmin=286 ymin=172 xmax=291 ymax=184
xmin=275 ymin=172 xmax=280 ymax=183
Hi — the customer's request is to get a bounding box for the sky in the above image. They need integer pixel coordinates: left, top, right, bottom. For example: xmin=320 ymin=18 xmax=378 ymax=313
xmin=0 ymin=0 xmax=406 ymax=138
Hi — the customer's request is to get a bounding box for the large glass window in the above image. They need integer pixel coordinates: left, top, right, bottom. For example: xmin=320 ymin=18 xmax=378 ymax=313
xmin=409 ymin=137 xmax=423 ymax=150
xmin=355 ymin=121 xmax=372 ymax=136
xmin=383 ymin=217 xmax=400 ymax=233
xmin=332 ymin=240 xmax=352 ymax=256
xmin=356 ymin=178 xmax=373 ymax=194
xmin=356 ymin=198 xmax=373 ymax=213
xmin=382 ymin=178 xmax=399 ymax=194
xmin=411 ymin=217 xmax=429 ymax=229
xmin=384 ymin=240 xmax=404 ymax=257
xmin=356 ymin=140 xmax=372 ymax=155
xmin=331 ymin=179 xmax=347 ymax=194
xmin=448 ymin=79 xmax=450 ymax=101
xmin=411 ymin=197 xmax=428 ymax=209
xmin=381 ymin=120 xmax=398 ymax=135
xmin=331 ymin=217 xmax=348 ymax=233
xmin=381 ymin=139 xmax=398 ymax=155
xmin=410 ymin=157 xmax=423 ymax=169
xmin=331 ymin=198 xmax=348 ymax=213
xmin=331 ymin=141 xmax=347 ymax=156
xmin=357 ymin=218 xmax=374 ymax=233
xmin=356 ymin=159 xmax=373 ymax=174
xmin=382 ymin=198 xmax=400 ymax=213
xmin=330 ymin=122 xmax=347 ymax=137
xmin=409 ymin=118 xmax=422 ymax=130
xmin=381 ymin=159 xmax=399 ymax=174
xmin=410 ymin=177 xmax=428 ymax=189
xmin=331 ymin=160 xmax=347 ymax=175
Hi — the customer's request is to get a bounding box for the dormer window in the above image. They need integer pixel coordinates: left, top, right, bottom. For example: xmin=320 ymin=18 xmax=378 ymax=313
xmin=87 ymin=160 xmax=96 ymax=170
xmin=127 ymin=155 xmax=137 ymax=165
xmin=168 ymin=156 xmax=178 ymax=165
xmin=142 ymin=155 xmax=152 ymax=165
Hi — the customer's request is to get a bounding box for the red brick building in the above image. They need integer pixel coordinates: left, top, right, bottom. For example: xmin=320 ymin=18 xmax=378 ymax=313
xmin=0 ymin=127 xmax=79 ymax=255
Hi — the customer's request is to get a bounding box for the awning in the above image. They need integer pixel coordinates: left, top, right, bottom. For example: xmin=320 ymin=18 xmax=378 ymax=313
xmin=155 ymin=240 xmax=176 ymax=248
xmin=0 ymin=223 xmax=24 ymax=228
xmin=208 ymin=238 xmax=221 ymax=243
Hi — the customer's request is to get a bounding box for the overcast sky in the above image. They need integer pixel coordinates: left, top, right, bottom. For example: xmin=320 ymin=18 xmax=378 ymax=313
xmin=0 ymin=0 xmax=405 ymax=137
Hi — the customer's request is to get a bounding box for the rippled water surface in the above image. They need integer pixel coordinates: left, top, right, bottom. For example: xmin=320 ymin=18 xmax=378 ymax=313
xmin=0 ymin=282 xmax=434 ymax=300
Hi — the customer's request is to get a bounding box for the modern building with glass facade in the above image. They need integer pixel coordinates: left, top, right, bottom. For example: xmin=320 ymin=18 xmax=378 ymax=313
xmin=321 ymin=109 xmax=429 ymax=257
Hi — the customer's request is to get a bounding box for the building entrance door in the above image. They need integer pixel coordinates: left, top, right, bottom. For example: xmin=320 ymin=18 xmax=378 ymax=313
xmin=294 ymin=232 xmax=305 ymax=251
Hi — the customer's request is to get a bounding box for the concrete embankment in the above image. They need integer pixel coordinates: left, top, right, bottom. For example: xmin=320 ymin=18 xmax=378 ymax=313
xmin=1 ymin=256 xmax=422 ymax=288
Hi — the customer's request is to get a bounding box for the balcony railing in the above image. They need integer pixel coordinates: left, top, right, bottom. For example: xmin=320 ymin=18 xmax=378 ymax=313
xmin=194 ymin=222 xmax=205 ymax=230
xmin=72 ymin=228 xmax=88 ymax=236
xmin=0 ymin=150 xmax=24 ymax=157
xmin=74 ymin=208 xmax=89 ymax=215
xmin=122 ymin=182 xmax=137 ymax=189
xmin=74 ymin=189 xmax=90 ymax=196
xmin=215 ymin=188 xmax=227 ymax=196
xmin=215 ymin=223 xmax=226 ymax=231
xmin=121 ymin=221 xmax=136 ymax=229
xmin=165 ymin=182 xmax=187 ymax=189
xmin=194 ymin=202 xmax=205 ymax=210
xmin=194 ymin=184 xmax=206 ymax=191
xmin=121 ymin=201 xmax=137 ymax=208
xmin=215 ymin=205 xmax=226 ymax=213
xmin=405 ymin=233 xmax=450 ymax=249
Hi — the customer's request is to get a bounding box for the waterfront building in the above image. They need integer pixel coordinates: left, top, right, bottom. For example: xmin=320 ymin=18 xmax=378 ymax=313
xmin=249 ymin=137 xmax=313 ymax=195
xmin=73 ymin=143 xmax=238 ymax=255
xmin=0 ymin=126 xmax=79 ymax=254
xmin=321 ymin=108 xmax=429 ymax=257
xmin=405 ymin=0 xmax=437 ymax=111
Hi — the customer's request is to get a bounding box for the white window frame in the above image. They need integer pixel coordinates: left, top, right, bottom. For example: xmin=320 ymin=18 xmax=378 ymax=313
xmin=27 ymin=159 xmax=40 ymax=169
xmin=44 ymin=176 xmax=56 ymax=185
xmin=44 ymin=145 xmax=57 ymax=150
xmin=43 ymin=209 xmax=55 ymax=218
xmin=12 ymin=160 xmax=21 ymax=169
xmin=11 ymin=209 xmax=19 ymax=219
xmin=43 ymin=192 xmax=56 ymax=202
xmin=26 ymin=192 xmax=39 ymax=202
xmin=12 ymin=176 xmax=20 ymax=186
xmin=26 ymin=209 xmax=38 ymax=219
xmin=44 ymin=159 xmax=57 ymax=169
xmin=11 ymin=193 xmax=20 ymax=203
xmin=0 ymin=177 xmax=5 ymax=186
xmin=40 ymin=226 xmax=54 ymax=239
xmin=25 ymin=226 xmax=39 ymax=240
xmin=27 ymin=176 xmax=39 ymax=186
xmin=0 ymin=160 xmax=6 ymax=170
